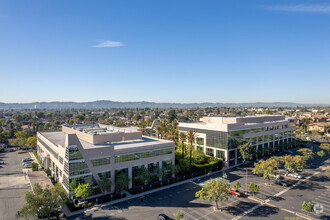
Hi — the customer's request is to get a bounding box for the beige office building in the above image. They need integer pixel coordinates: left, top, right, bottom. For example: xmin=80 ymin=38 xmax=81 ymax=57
xmin=37 ymin=124 xmax=175 ymax=196
xmin=179 ymin=115 xmax=296 ymax=167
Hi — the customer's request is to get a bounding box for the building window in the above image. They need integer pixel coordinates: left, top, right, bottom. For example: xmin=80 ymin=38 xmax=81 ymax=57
xmin=132 ymin=165 xmax=144 ymax=188
xmin=196 ymin=137 xmax=204 ymax=146
xmin=258 ymin=136 xmax=263 ymax=143
xmin=66 ymin=146 xmax=83 ymax=161
xmin=148 ymin=162 xmax=160 ymax=182
xmin=115 ymin=148 xmax=173 ymax=163
xmin=206 ymin=148 xmax=214 ymax=157
xmin=216 ymin=150 xmax=225 ymax=160
xmin=69 ymin=161 xmax=90 ymax=176
xmin=37 ymin=138 xmax=58 ymax=159
xmin=91 ymin=157 xmax=110 ymax=167
xmin=59 ymin=156 xmax=63 ymax=164
xmin=115 ymin=168 xmax=129 ymax=190
xmin=98 ymin=171 xmax=111 ymax=180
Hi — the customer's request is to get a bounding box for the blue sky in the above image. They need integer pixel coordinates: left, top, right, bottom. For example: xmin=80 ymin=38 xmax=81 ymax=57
xmin=0 ymin=0 xmax=329 ymax=104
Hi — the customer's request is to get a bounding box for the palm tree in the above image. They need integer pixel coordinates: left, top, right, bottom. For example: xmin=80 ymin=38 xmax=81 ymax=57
xmin=187 ymin=130 xmax=196 ymax=174
xmin=179 ymin=132 xmax=187 ymax=159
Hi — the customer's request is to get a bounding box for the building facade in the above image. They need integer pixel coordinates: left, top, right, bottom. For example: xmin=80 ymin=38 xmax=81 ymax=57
xmin=36 ymin=124 xmax=175 ymax=197
xmin=179 ymin=115 xmax=296 ymax=167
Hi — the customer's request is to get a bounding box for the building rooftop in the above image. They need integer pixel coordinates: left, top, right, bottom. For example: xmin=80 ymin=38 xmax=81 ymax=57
xmin=64 ymin=124 xmax=138 ymax=135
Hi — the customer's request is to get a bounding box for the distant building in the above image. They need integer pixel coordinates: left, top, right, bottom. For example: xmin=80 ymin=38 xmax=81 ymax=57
xmin=179 ymin=115 xmax=296 ymax=167
xmin=37 ymin=124 xmax=175 ymax=197
xmin=308 ymin=122 xmax=330 ymax=136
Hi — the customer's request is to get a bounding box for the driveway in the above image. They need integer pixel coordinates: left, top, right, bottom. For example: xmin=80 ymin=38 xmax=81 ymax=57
xmin=0 ymin=151 xmax=31 ymax=220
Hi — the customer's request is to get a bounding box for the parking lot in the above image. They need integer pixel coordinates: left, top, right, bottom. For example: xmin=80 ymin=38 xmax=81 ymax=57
xmin=0 ymin=150 xmax=31 ymax=220
xmin=75 ymin=144 xmax=329 ymax=220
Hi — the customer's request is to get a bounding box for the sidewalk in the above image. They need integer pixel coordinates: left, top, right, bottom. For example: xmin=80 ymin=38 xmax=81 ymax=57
xmin=64 ymin=166 xmax=233 ymax=218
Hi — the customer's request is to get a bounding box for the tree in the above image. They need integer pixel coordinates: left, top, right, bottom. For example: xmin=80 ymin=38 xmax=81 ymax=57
xmin=319 ymin=143 xmax=330 ymax=152
xmin=99 ymin=174 xmax=112 ymax=194
xmin=317 ymin=150 xmax=326 ymax=158
xmin=132 ymin=114 xmax=142 ymax=121
xmin=233 ymin=181 xmax=241 ymax=189
xmin=195 ymin=179 xmax=231 ymax=210
xmin=26 ymin=136 xmax=37 ymax=148
xmin=168 ymin=109 xmax=177 ymax=122
xmin=175 ymin=211 xmax=184 ymax=220
xmin=70 ymin=177 xmax=79 ymax=191
xmin=187 ymin=130 xmax=196 ymax=173
xmin=116 ymin=173 xmax=130 ymax=191
xmin=284 ymin=155 xmax=307 ymax=173
xmin=297 ymin=148 xmax=314 ymax=160
xmin=138 ymin=168 xmax=153 ymax=185
xmin=179 ymin=132 xmax=187 ymax=159
xmin=74 ymin=183 xmax=93 ymax=200
xmin=302 ymin=201 xmax=314 ymax=212
xmin=248 ymin=182 xmax=259 ymax=196
xmin=11 ymin=130 xmax=30 ymax=147
xmin=253 ymin=158 xmax=280 ymax=185
xmin=238 ymin=142 xmax=254 ymax=162
xmin=17 ymin=183 xmax=66 ymax=219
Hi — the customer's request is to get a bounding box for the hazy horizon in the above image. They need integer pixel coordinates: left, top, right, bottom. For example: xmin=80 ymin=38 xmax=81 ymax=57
xmin=1 ymin=0 xmax=329 ymax=104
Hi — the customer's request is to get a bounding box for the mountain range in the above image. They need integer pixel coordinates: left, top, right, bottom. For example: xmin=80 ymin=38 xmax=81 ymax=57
xmin=0 ymin=100 xmax=328 ymax=110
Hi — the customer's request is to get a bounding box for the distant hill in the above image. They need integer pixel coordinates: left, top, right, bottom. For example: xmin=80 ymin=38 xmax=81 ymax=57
xmin=0 ymin=100 xmax=328 ymax=110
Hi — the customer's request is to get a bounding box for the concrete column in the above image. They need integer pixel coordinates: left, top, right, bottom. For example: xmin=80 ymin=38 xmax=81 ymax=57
xmin=128 ymin=167 xmax=132 ymax=189
xmin=235 ymin=149 xmax=237 ymax=166
xmin=110 ymin=170 xmax=115 ymax=192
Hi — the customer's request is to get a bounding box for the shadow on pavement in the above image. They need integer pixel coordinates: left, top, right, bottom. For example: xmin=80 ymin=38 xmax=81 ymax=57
xmin=245 ymin=204 xmax=280 ymax=218
xmin=224 ymin=201 xmax=257 ymax=216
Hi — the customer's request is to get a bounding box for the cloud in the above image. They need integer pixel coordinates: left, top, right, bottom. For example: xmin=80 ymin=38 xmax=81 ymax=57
xmin=264 ymin=4 xmax=330 ymax=13
xmin=92 ymin=41 xmax=124 ymax=48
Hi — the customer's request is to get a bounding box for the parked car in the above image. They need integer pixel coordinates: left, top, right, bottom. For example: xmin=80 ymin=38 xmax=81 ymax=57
xmin=228 ymin=188 xmax=243 ymax=197
xmin=22 ymin=158 xmax=33 ymax=162
xmin=270 ymin=174 xmax=280 ymax=179
xmin=288 ymin=173 xmax=302 ymax=179
xmin=23 ymin=164 xmax=31 ymax=168
xmin=284 ymin=150 xmax=293 ymax=154
xmin=9 ymin=148 xmax=15 ymax=152
xmin=22 ymin=161 xmax=32 ymax=165
xmin=274 ymin=180 xmax=289 ymax=187
xmin=157 ymin=214 xmax=171 ymax=220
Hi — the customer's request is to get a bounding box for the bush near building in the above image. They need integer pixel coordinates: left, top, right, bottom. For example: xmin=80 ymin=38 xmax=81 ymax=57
xmin=31 ymin=162 xmax=38 ymax=171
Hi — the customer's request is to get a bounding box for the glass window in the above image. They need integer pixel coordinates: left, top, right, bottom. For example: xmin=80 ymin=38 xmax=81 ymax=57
xmin=115 ymin=168 xmax=129 ymax=190
xmin=197 ymin=137 xmax=204 ymax=146
xmin=216 ymin=150 xmax=225 ymax=160
xmin=206 ymin=148 xmax=214 ymax=157
xmin=258 ymin=136 xmax=263 ymax=142
xmin=264 ymin=135 xmax=268 ymax=142
xmin=115 ymin=148 xmax=173 ymax=163
xmin=69 ymin=161 xmax=90 ymax=176
xmin=91 ymin=157 xmax=110 ymax=167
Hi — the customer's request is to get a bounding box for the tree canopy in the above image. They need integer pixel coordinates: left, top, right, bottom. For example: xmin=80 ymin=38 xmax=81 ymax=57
xmin=195 ymin=178 xmax=231 ymax=209
xmin=74 ymin=183 xmax=93 ymax=200
xmin=253 ymin=158 xmax=280 ymax=185
xmin=297 ymin=148 xmax=314 ymax=160
xmin=238 ymin=142 xmax=254 ymax=162
xmin=18 ymin=183 xmax=66 ymax=219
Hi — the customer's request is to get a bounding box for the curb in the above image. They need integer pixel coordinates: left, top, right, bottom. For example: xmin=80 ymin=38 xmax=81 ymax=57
xmin=64 ymin=167 xmax=233 ymax=217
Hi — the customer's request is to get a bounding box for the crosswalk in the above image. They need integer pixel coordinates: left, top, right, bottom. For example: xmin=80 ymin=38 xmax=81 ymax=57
xmin=311 ymin=192 xmax=330 ymax=217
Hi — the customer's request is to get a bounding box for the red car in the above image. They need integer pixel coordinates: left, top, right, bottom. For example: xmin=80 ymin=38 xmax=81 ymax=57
xmin=228 ymin=188 xmax=243 ymax=197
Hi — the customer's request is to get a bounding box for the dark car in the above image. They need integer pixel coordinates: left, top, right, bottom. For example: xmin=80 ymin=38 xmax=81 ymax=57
xmin=157 ymin=214 xmax=171 ymax=220
xmin=274 ymin=180 xmax=289 ymax=187
xmin=9 ymin=148 xmax=15 ymax=152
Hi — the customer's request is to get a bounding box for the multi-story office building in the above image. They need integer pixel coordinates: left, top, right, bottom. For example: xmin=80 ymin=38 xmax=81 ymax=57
xmin=179 ymin=115 xmax=296 ymax=167
xmin=36 ymin=124 xmax=175 ymax=196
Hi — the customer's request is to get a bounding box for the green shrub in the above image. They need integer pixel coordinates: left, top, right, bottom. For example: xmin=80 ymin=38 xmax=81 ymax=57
xmin=17 ymin=151 xmax=27 ymax=154
xmin=175 ymin=211 xmax=184 ymax=220
xmin=302 ymin=201 xmax=314 ymax=212
xmin=192 ymin=158 xmax=222 ymax=175
xmin=31 ymin=162 xmax=39 ymax=171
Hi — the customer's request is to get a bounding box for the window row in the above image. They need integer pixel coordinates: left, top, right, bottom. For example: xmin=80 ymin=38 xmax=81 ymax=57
xmin=114 ymin=148 xmax=173 ymax=163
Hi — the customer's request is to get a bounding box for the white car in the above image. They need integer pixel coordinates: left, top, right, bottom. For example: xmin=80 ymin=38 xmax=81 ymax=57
xmin=288 ymin=173 xmax=302 ymax=179
xmin=22 ymin=161 xmax=32 ymax=166
xmin=271 ymin=174 xmax=280 ymax=179
xmin=23 ymin=164 xmax=31 ymax=168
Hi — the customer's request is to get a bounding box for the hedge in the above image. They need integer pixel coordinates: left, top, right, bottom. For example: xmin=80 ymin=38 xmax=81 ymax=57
xmin=191 ymin=158 xmax=222 ymax=175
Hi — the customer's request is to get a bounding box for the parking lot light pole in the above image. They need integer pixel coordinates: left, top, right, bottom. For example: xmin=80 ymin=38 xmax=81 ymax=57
xmin=246 ymin=168 xmax=248 ymax=194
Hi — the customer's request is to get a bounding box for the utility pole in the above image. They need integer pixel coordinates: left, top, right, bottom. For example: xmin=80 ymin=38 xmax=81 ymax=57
xmin=246 ymin=168 xmax=248 ymax=194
